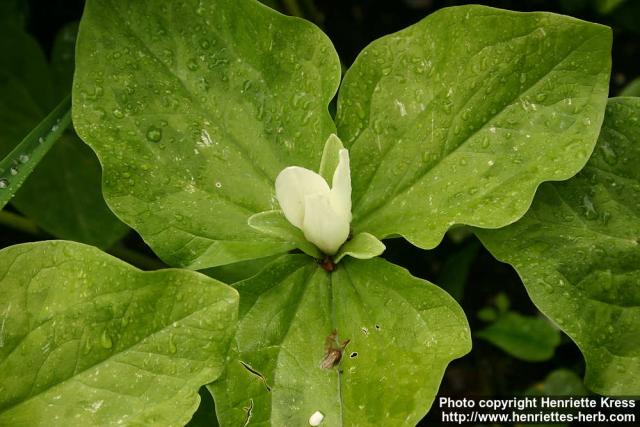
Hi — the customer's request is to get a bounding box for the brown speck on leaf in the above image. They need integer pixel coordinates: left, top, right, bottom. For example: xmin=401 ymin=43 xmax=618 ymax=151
xmin=320 ymin=330 xmax=350 ymax=369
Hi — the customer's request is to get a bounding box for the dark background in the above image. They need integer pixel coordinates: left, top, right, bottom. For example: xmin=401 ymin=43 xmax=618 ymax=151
xmin=3 ymin=0 xmax=639 ymax=425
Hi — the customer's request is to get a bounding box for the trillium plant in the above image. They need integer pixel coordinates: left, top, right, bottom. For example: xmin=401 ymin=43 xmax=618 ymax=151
xmin=0 ymin=0 xmax=638 ymax=426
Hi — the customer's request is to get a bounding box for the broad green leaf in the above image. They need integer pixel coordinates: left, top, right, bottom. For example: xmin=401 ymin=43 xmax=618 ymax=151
xmin=248 ymin=210 xmax=321 ymax=258
xmin=0 ymin=241 xmax=238 ymax=426
xmin=211 ymin=255 xmax=470 ymax=425
xmin=477 ymin=98 xmax=640 ymax=395
xmin=476 ymin=312 xmax=561 ymax=362
xmin=333 ymin=232 xmax=385 ymax=262
xmin=0 ymin=24 xmax=128 ymax=247
xmin=337 ymin=5 xmax=611 ymax=250
xmin=73 ymin=0 xmax=341 ymax=269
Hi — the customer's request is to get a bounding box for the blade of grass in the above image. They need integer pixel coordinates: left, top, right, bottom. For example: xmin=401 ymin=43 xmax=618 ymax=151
xmin=0 ymin=95 xmax=71 ymax=209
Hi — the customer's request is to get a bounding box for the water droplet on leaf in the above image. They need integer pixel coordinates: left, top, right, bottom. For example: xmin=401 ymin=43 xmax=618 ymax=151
xmin=100 ymin=330 xmax=113 ymax=349
xmin=146 ymin=126 xmax=163 ymax=143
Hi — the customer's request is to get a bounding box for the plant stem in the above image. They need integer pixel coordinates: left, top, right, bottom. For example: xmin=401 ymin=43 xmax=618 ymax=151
xmin=0 ymin=210 xmax=41 ymax=235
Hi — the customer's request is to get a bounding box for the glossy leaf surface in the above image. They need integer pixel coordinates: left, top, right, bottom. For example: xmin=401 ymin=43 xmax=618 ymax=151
xmin=0 ymin=241 xmax=238 ymax=426
xmin=337 ymin=5 xmax=612 ymax=249
xmin=210 ymin=255 xmax=470 ymax=425
xmin=477 ymin=98 xmax=640 ymax=394
xmin=73 ymin=0 xmax=341 ymax=268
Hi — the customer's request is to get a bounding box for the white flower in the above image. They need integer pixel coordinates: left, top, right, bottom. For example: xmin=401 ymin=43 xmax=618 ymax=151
xmin=275 ymin=147 xmax=351 ymax=255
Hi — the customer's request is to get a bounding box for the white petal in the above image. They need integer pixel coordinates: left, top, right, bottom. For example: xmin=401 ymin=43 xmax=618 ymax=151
xmin=330 ymin=149 xmax=352 ymax=222
xmin=275 ymin=166 xmax=330 ymax=229
xmin=302 ymin=193 xmax=350 ymax=255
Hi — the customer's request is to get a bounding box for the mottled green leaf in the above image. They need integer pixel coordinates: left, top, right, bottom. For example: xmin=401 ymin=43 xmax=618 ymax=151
xmin=477 ymin=98 xmax=640 ymax=394
xmin=210 ymin=255 xmax=470 ymax=425
xmin=73 ymin=0 xmax=341 ymax=269
xmin=337 ymin=5 xmax=611 ymax=250
xmin=477 ymin=312 xmax=561 ymax=362
xmin=0 ymin=241 xmax=238 ymax=426
xmin=0 ymin=24 xmax=127 ymax=247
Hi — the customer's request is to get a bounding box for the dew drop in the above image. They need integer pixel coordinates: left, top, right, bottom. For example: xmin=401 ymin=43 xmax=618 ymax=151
xmin=0 ymin=178 xmax=8 ymax=189
xmin=10 ymin=167 xmax=18 ymax=176
xmin=18 ymin=154 xmax=29 ymax=164
xmin=113 ymin=109 xmax=124 ymax=119
xmin=146 ymin=126 xmax=163 ymax=143
xmin=169 ymin=334 xmax=177 ymax=354
xmin=100 ymin=330 xmax=113 ymax=349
